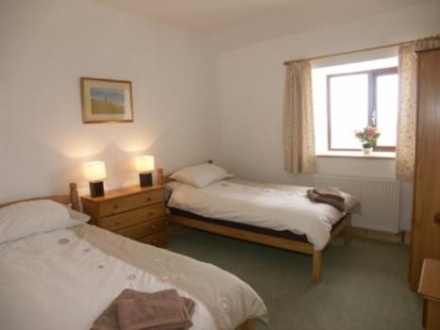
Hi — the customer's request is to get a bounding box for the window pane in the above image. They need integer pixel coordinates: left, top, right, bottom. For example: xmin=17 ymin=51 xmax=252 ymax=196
xmin=376 ymin=74 xmax=398 ymax=147
xmin=329 ymin=74 xmax=368 ymax=149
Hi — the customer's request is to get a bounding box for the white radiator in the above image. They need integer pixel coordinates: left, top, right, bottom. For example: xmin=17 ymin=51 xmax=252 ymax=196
xmin=314 ymin=175 xmax=401 ymax=233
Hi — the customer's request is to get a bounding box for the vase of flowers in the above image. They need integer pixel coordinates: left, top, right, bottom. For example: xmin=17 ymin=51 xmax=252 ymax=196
xmin=354 ymin=126 xmax=380 ymax=154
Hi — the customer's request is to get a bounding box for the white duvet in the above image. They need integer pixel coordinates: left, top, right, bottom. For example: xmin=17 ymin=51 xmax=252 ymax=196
xmin=0 ymin=224 xmax=268 ymax=330
xmin=167 ymin=180 xmax=359 ymax=251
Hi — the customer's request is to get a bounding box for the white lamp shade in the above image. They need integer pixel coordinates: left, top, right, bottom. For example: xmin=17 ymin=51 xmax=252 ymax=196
xmin=84 ymin=161 xmax=107 ymax=182
xmin=136 ymin=155 xmax=155 ymax=173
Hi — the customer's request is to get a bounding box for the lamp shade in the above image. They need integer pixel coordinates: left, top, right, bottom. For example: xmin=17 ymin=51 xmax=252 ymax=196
xmin=84 ymin=161 xmax=107 ymax=182
xmin=136 ymin=155 xmax=155 ymax=173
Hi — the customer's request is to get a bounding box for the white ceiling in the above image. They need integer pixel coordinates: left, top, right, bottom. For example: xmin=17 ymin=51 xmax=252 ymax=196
xmin=91 ymin=0 xmax=428 ymax=50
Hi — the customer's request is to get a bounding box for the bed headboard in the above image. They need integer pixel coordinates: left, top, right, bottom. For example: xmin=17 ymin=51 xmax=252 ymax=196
xmin=0 ymin=183 xmax=80 ymax=211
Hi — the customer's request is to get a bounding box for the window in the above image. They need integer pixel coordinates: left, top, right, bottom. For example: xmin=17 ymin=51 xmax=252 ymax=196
xmin=312 ymin=56 xmax=399 ymax=154
xmin=327 ymin=68 xmax=398 ymax=151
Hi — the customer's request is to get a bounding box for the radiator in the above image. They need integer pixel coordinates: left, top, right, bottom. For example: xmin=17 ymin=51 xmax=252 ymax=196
xmin=313 ymin=175 xmax=401 ymax=233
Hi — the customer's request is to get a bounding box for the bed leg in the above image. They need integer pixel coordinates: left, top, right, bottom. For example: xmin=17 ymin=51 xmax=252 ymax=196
xmin=343 ymin=215 xmax=352 ymax=247
xmin=312 ymin=250 xmax=322 ymax=284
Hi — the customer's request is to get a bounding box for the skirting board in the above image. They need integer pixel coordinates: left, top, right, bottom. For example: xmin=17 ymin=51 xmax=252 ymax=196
xmin=352 ymin=227 xmax=410 ymax=245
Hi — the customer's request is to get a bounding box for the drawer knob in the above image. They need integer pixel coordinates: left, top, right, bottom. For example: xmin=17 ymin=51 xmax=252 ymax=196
xmin=115 ymin=221 xmax=122 ymax=226
xmin=146 ymin=197 xmax=151 ymax=202
xmin=151 ymin=225 xmax=156 ymax=230
xmin=114 ymin=203 xmax=120 ymax=209
xmin=149 ymin=212 xmax=154 ymax=216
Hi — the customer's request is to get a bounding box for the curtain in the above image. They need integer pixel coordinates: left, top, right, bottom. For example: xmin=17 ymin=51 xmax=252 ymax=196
xmin=283 ymin=60 xmax=316 ymax=174
xmin=396 ymin=35 xmax=440 ymax=181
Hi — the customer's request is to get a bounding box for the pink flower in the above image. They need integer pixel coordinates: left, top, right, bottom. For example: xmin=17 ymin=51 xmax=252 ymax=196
xmin=354 ymin=126 xmax=381 ymax=145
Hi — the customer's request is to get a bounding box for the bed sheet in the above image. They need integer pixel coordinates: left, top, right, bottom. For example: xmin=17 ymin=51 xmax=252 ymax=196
xmin=0 ymin=224 xmax=268 ymax=330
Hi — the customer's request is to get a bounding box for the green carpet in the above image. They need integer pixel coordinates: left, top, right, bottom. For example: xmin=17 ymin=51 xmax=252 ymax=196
xmin=167 ymin=228 xmax=422 ymax=330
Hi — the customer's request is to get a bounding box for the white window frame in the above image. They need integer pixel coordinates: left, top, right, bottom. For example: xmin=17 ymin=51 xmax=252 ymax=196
xmin=312 ymin=54 xmax=398 ymax=157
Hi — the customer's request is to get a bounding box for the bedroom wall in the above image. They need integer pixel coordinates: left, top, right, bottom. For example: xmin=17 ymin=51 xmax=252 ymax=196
xmin=0 ymin=0 xmax=220 ymax=201
xmin=218 ymin=0 xmax=440 ymax=231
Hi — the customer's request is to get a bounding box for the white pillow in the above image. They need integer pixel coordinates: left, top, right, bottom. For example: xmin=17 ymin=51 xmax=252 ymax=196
xmin=68 ymin=208 xmax=92 ymax=223
xmin=0 ymin=200 xmax=90 ymax=244
xmin=170 ymin=163 xmax=233 ymax=188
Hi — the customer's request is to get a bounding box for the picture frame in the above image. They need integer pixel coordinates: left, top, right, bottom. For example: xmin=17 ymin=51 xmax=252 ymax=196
xmin=80 ymin=77 xmax=133 ymax=123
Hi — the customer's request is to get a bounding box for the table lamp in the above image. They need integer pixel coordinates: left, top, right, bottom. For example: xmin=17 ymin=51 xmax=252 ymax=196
xmin=136 ymin=155 xmax=155 ymax=187
xmin=84 ymin=161 xmax=106 ymax=197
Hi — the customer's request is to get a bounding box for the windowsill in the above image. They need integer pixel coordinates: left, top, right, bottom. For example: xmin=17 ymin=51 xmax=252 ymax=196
xmin=316 ymin=151 xmax=395 ymax=159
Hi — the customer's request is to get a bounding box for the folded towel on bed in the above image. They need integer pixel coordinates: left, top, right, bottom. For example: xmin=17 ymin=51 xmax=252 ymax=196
xmin=91 ymin=289 xmax=194 ymax=330
xmin=312 ymin=187 xmax=345 ymax=202
xmin=118 ymin=289 xmax=194 ymax=330
xmin=307 ymin=187 xmax=346 ymax=212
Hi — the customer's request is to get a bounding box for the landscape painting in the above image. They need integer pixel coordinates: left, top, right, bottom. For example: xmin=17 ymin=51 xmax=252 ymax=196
xmin=81 ymin=78 xmax=133 ymax=123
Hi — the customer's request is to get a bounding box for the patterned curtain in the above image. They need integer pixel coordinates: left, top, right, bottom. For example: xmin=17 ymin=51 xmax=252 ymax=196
xmin=396 ymin=35 xmax=440 ymax=181
xmin=283 ymin=60 xmax=316 ymax=174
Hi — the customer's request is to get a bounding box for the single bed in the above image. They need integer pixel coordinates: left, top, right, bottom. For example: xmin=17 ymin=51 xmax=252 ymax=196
xmin=165 ymin=162 xmax=360 ymax=284
xmin=0 ymin=183 xmax=268 ymax=330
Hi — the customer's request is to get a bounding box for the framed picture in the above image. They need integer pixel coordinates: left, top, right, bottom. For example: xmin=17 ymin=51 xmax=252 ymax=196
xmin=80 ymin=77 xmax=133 ymax=123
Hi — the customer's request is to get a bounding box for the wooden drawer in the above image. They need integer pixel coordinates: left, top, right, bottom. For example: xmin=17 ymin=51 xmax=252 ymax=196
xmin=138 ymin=230 xmax=167 ymax=248
xmin=115 ymin=217 xmax=165 ymax=239
xmin=99 ymin=190 xmax=164 ymax=217
xmin=99 ymin=203 xmax=165 ymax=231
xmin=81 ymin=185 xmax=167 ymax=249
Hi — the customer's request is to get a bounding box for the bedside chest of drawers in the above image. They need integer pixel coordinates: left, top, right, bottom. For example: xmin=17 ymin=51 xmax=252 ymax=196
xmin=81 ymin=185 xmax=167 ymax=248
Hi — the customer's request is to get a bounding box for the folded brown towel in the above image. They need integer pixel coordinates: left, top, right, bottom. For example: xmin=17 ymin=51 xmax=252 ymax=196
xmin=91 ymin=289 xmax=194 ymax=330
xmin=307 ymin=189 xmax=346 ymax=212
xmin=118 ymin=289 xmax=193 ymax=330
xmin=312 ymin=187 xmax=344 ymax=202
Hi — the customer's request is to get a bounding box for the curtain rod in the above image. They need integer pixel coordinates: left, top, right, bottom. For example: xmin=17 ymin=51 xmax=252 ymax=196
xmin=283 ymin=34 xmax=440 ymax=66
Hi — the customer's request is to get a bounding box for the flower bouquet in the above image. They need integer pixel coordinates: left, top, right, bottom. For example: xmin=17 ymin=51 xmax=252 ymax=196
xmin=354 ymin=126 xmax=380 ymax=149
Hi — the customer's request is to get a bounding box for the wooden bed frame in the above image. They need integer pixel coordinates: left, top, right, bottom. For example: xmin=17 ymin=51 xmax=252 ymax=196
xmin=0 ymin=182 xmax=257 ymax=330
xmin=0 ymin=183 xmax=80 ymax=210
xmin=163 ymin=167 xmax=352 ymax=284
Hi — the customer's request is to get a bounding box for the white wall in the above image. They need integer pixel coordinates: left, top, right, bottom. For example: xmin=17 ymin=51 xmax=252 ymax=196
xmin=218 ymin=0 xmax=440 ymax=230
xmin=0 ymin=0 xmax=220 ymax=200
xmin=1 ymin=0 xmax=437 ymax=231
